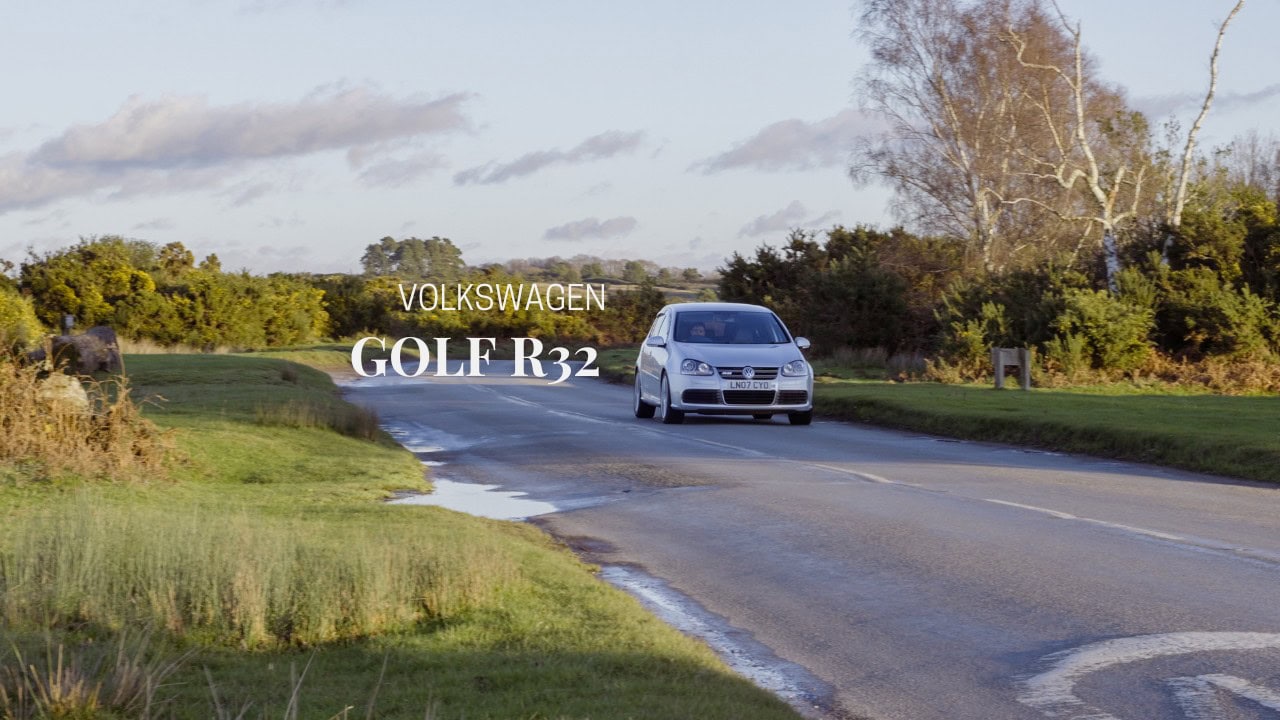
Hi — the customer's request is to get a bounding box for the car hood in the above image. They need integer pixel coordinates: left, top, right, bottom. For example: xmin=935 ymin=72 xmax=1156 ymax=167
xmin=674 ymin=342 xmax=804 ymax=367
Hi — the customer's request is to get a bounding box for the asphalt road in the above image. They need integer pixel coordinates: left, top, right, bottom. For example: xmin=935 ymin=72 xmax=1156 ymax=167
xmin=345 ymin=362 xmax=1280 ymax=720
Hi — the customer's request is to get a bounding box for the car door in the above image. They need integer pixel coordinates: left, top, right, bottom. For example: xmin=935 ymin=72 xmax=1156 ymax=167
xmin=638 ymin=311 xmax=669 ymax=401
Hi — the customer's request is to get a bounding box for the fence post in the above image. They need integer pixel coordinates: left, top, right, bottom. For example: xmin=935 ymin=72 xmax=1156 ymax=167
xmin=992 ymin=347 xmax=1031 ymax=391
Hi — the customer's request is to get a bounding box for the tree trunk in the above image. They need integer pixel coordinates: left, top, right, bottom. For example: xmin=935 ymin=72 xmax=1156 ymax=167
xmin=1103 ymin=228 xmax=1121 ymax=292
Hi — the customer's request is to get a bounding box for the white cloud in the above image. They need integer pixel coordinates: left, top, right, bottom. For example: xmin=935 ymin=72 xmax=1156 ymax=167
xmin=455 ymin=130 xmax=645 ymax=185
xmin=543 ymin=216 xmax=638 ymax=242
xmin=133 ymin=217 xmax=175 ymax=231
xmin=357 ymin=151 xmax=449 ymax=188
xmin=0 ymin=86 xmax=473 ymax=213
xmin=738 ymin=201 xmax=841 ymax=238
xmin=34 ymin=87 xmax=470 ymax=169
xmin=1136 ymin=83 xmax=1280 ymax=120
xmin=692 ymin=109 xmax=880 ymax=173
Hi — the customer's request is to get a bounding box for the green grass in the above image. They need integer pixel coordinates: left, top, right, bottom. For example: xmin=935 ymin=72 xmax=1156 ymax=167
xmin=816 ymin=379 xmax=1280 ymax=483
xmin=0 ymin=353 xmax=801 ymax=719
xmin=597 ymin=345 xmax=1280 ymax=484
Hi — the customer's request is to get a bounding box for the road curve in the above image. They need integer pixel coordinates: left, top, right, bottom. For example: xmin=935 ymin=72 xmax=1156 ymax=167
xmin=345 ymin=363 xmax=1280 ymax=720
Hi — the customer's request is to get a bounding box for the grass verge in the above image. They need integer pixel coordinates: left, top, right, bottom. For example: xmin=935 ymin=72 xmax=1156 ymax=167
xmin=0 ymin=352 xmax=800 ymax=719
xmin=815 ymin=379 xmax=1280 ymax=483
xmin=597 ymin=345 xmax=1280 ymax=484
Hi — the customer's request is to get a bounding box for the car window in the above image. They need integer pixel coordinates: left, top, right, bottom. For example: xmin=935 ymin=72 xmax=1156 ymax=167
xmin=674 ymin=311 xmax=791 ymax=344
xmin=656 ymin=313 xmax=671 ymax=339
xmin=646 ymin=314 xmax=665 ymax=340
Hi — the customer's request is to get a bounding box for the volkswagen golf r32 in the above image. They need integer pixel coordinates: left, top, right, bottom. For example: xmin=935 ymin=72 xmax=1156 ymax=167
xmin=633 ymin=302 xmax=814 ymax=426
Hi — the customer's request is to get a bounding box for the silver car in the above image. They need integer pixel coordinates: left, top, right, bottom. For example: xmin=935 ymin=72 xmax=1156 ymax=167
xmin=633 ymin=302 xmax=814 ymax=425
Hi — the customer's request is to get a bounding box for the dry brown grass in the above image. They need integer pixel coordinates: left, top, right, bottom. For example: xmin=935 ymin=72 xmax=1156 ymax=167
xmin=115 ymin=337 xmax=237 ymax=355
xmin=0 ymin=354 xmax=173 ymax=482
xmin=1131 ymin=354 xmax=1280 ymax=394
xmin=253 ymin=399 xmax=383 ymax=442
xmin=0 ymin=634 xmax=190 ymax=720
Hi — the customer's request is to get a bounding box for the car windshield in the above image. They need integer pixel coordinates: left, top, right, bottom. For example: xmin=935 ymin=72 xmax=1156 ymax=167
xmin=673 ymin=311 xmax=791 ymax=345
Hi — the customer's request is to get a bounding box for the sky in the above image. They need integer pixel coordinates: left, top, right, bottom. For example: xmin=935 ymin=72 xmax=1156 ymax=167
xmin=2 ymin=1 xmax=1278 ymax=275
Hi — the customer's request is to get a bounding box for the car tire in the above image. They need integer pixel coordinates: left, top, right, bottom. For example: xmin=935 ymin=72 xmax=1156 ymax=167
xmin=788 ymin=410 xmax=812 ymax=426
xmin=660 ymin=374 xmax=685 ymax=425
xmin=753 ymin=413 xmax=772 ymax=420
xmin=634 ymin=373 xmax=655 ymax=419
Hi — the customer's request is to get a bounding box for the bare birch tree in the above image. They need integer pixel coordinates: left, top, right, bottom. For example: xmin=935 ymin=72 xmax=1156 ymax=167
xmin=1002 ymin=1 xmax=1154 ymax=289
xmin=854 ymin=0 xmax=1096 ymax=272
xmin=1162 ymin=0 xmax=1246 ymax=262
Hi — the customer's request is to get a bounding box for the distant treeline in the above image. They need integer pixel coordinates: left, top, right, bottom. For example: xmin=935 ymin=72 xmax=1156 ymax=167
xmin=7 ymin=178 xmax=1278 ymax=380
xmin=0 ymin=235 xmax=674 ymax=352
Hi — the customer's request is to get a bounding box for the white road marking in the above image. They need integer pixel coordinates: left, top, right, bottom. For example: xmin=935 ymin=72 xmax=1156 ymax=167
xmin=1017 ymin=632 xmax=1280 ymax=719
xmin=983 ymin=499 xmax=1187 ymax=541
xmin=803 ymin=463 xmax=906 ymax=486
xmin=1167 ymin=673 xmax=1280 ymax=719
xmin=985 ymin=498 xmax=1077 ymax=520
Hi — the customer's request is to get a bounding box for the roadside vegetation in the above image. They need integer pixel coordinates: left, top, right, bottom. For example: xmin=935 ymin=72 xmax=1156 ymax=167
xmin=597 ymin=348 xmax=1280 ymax=485
xmin=0 ymin=353 xmax=801 ymax=719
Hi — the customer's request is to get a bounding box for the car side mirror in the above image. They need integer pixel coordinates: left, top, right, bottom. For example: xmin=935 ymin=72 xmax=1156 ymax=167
xmin=795 ymin=337 xmax=811 ymax=351
xmin=645 ymin=336 xmax=667 ymax=348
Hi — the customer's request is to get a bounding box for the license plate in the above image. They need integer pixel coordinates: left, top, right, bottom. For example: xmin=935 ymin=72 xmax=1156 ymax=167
xmin=727 ymin=380 xmax=775 ymax=390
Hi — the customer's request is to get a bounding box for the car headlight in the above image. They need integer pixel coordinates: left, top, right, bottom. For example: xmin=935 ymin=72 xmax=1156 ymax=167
xmin=781 ymin=359 xmax=809 ymax=377
xmin=680 ymin=359 xmax=714 ymax=376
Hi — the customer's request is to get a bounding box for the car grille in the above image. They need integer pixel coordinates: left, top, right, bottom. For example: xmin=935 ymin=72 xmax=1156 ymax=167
xmin=717 ymin=366 xmax=779 ymax=380
xmin=722 ymin=390 xmax=778 ymax=405
xmin=777 ymin=390 xmax=809 ymax=405
xmin=681 ymin=389 xmax=721 ymax=404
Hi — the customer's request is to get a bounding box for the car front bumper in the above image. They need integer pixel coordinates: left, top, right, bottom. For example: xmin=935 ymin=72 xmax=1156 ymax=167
xmin=669 ymin=376 xmax=813 ymax=414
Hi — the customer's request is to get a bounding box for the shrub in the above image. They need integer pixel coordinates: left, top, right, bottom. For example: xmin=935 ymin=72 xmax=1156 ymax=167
xmin=1156 ymin=267 xmax=1278 ymax=359
xmin=0 ymin=353 xmax=171 ymax=482
xmin=926 ymin=302 xmax=1008 ymax=382
xmin=1051 ymin=288 xmax=1153 ymax=372
xmin=0 ymin=286 xmax=44 ymax=354
xmin=1042 ymin=332 xmax=1090 ymax=378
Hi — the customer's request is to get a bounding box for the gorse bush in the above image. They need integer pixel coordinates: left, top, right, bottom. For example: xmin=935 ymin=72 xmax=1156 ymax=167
xmin=19 ymin=237 xmax=329 ymax=350
xmin=1052 ymin=288 xmax=1153 ymax=372
xmin=0 ymin=499 xmax=523 ymax=648
xmin=1156 ymin=267 xmax=1278 ymax=359
xmin=0 ymin=286 xmax=44 ymax=354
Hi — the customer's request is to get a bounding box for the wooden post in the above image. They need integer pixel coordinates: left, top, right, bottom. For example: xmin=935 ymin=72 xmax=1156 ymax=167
xmin=992 ymin=347 xmax=1032 ymax=391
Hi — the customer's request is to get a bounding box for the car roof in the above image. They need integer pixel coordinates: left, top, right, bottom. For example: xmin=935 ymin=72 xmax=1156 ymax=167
xmin=661 ymin=302 xmax=775 ymax=314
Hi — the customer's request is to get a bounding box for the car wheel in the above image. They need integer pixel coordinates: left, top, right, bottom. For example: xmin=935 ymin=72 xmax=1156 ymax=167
xmin=752 ymin=413 xmax=772 ymax=421
xmin=788 ymin=410 xmax=812 ymax=426
xmin=634 ymin=372 xmax=655 ymax=418
xmin=660 ymin=374 xmax=685 ymax=425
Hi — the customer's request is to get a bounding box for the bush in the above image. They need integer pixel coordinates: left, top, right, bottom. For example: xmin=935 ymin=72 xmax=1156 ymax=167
xmin=926 ymin=302 xmax=1008 ymax=382
xmin=1051 ymin=288 xmax=1153 ymax=372
xmin=1042 ymin=332 xmax=1090 ymax=378
xmin=0 ymin=287 xmax=44 ymax=353
xmin=1156 ymin=267 xmax=1278 ymax=359
xmin=0 ymin=354 xmax=171 ymax=482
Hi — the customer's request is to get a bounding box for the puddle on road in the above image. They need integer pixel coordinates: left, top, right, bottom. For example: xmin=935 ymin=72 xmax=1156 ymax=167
xmin=389 ymin=478 xmax=560 ymax=520
xmin=383 ymin=422 xmax=479 ymax=455
xmin=599 ymin=565 xmax=834 ymax=719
